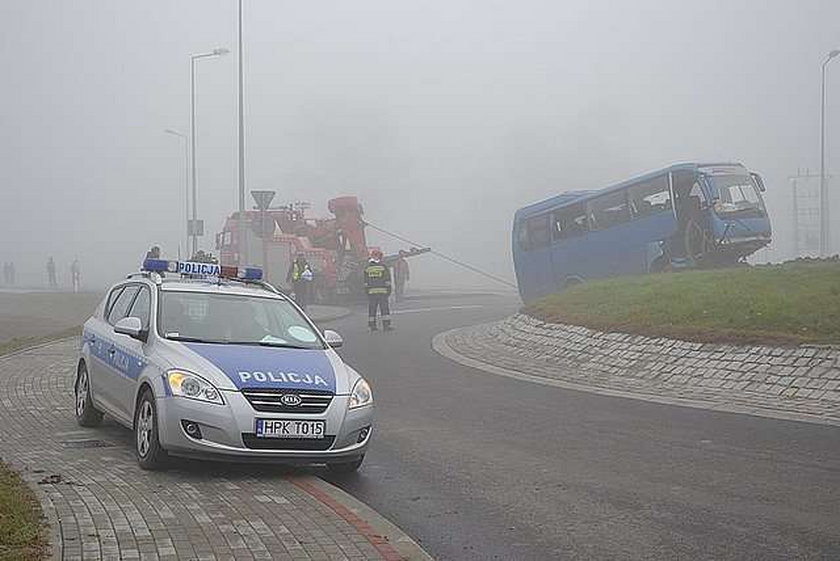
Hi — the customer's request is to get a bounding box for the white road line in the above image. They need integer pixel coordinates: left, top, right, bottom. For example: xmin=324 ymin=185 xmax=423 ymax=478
xmin=391 ymin=305 xmax=485 ymax=315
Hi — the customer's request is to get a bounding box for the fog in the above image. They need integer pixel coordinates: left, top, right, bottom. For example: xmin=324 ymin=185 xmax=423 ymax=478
xmin=1 ymin=0 xmax=839 ymax=290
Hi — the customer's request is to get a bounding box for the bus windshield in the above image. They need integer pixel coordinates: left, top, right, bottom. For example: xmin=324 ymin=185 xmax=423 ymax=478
xmin=708 ymin=175 xmax=766 ymax=217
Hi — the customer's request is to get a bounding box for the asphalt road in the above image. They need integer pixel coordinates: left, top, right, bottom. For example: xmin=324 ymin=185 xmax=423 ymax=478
xmin=321 ymin=292 xmax=840 ymax=561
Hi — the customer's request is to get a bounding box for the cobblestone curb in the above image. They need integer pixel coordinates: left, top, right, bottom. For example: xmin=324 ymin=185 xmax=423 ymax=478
xmin=435 ymin=314 xmax=840 ymax=427
xmin=0 ymin=339 xmax=429 ymax=561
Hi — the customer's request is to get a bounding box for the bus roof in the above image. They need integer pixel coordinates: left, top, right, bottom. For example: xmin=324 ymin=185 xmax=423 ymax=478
xmin=514 ymin=162 xmax=746 ymax=220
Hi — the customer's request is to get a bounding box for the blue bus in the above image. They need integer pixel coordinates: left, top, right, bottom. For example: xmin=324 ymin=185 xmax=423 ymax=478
xmin=512 ymin=162 xmax=772 ymax=302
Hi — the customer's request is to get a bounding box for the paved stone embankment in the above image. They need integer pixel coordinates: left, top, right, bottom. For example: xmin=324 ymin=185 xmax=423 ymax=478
xmin=436 ymin=314 xmax=840 ymax=426
xmin=0 ymin=339 xmax=426 ymax=561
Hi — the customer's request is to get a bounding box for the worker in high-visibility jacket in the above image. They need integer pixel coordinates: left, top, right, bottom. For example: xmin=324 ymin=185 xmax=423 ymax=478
xmin=286 ymin=253 xmax=313 ymax=311
xmin=364 ymin=249 xmax=393 ymax=331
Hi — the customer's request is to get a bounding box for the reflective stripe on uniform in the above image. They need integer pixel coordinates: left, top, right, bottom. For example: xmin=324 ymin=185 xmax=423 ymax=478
xmin=365 ymin=265 xmax=386 ymax=277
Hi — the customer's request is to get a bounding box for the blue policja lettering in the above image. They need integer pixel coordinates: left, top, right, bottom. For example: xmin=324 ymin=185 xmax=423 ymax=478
xmin=237 ymin=370 xmax=328 ymax=386
xmin=178 ymin=261 xmax=220 ymax=276
xmin=113 ymin=352 xmax=130 ymax=372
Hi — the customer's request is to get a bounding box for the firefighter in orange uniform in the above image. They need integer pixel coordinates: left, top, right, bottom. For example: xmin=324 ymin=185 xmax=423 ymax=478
xmin=364 ymin=249 xmax=393 ymax=331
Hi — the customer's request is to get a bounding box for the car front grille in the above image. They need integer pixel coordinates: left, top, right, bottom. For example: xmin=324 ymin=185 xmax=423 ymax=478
xmin=241 ymin=389 xmax=334 ymax=414
xmin=241 ymin=434 xmax=335 ymax=451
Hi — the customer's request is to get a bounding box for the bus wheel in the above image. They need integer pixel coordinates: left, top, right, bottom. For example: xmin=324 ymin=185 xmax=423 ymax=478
xmin=563 ymin=277 xmax=583 ymax=290
xmin=685 ymin=220 xmax=710 ymax=264
xmin=650 ymin=257 xmax=669 ymax=273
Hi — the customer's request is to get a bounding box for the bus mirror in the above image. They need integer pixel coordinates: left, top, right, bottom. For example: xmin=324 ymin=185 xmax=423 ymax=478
xmin=751 ymin=173 xmax=766 ymax=192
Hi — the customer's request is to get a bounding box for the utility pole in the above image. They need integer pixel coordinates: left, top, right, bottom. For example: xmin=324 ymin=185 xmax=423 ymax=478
xmin=791 ymin=174 xmax=800 ymax=258
xmin=819 ymin=49 xmax=840 ymax=255
xmin=238 ymin=0 xmax=249 ymax=267
xmin=238 ymin=0 xmax=246 ymax=215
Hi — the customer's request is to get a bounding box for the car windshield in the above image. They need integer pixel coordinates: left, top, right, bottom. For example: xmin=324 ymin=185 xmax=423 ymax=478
xmin=158 ymin=290 xmax=324 ymax=350
xmin=708 ymin=174 xmax=766 ymax=216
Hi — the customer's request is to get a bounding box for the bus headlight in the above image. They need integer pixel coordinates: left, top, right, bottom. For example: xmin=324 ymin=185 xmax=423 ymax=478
xmin=166 ymin=370 xmax=224 ymax=405
xmin=349 ymin=378 xmax=373 ymax=409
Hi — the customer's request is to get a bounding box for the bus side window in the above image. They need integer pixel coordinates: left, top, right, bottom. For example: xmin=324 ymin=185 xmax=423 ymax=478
xmin=526 ymin=215 xmax=551 ymax=250
xmin=517 ymin=222 xmax=530 ymax=249
xmin=629 ymin=176 xmax=671 ymax=218
xmin=589 ymin=190 xmax=631 ymax=230
xmin=553 ymin=204 xmax=588 ymax=240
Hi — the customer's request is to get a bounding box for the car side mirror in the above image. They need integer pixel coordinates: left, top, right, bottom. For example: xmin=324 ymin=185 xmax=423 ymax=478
xmin=750 ymin=172 xmax=766 ymax=192
xmin=114 ymin=316 xmax=144 ymax=341
xmin=323 ymin=329 xmax=343 ymax=349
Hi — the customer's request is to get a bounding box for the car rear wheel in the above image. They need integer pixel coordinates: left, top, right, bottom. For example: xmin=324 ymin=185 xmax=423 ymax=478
xmin=327 ymin=454 xmax=364 ymax=475
xmin=134 ymin=389 xmax=168 ymax=470
xmin=75 ymin=364 xmax=103 ymax=427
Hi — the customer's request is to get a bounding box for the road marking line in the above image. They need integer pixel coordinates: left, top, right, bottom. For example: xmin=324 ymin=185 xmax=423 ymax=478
xmin=391 ymin=305 xmax=484 ymax=315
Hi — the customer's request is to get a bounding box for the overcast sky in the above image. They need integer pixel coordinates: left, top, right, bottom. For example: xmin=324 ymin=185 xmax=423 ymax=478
xmin=1 ymin=0 xmax=839 ymax=289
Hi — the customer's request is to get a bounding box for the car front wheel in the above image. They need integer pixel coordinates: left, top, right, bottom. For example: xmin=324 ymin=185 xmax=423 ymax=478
xmin=134 ymin=389 xmax=167 ymax=470
xmin=75 ymin=363 xmax=103 ymax=427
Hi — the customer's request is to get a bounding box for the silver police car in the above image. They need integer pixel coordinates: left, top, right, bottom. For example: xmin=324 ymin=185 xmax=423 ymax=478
xmin=75 ymin=261 xmax=374 ymax=472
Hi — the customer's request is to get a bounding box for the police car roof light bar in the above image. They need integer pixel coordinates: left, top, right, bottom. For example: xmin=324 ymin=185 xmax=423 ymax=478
xmin=238 ymin=267 xmax=263 ymax=281
xmin=142 ymin=259 xmax=262 ymax=281
xmin=142 ymin=259 xmax=178 ymax=273
xmin=218 ymin=264 xmax=263 ymax=281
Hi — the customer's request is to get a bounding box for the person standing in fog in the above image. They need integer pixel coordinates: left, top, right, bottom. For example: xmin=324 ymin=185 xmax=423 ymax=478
xmin=393 ymin=250 xmax=410 ymax=302
xmin=46 ymin=257 xmax=57 ymax=289
xmin=71 ymin=259 xmax=81 ymax=293
xmin=286 ymin=254 xmax=313 ymax=311
xmin=145 ymin=245 xmax=161 ymax=261
xmin=364 ymin=249 xmax=393 ymax=331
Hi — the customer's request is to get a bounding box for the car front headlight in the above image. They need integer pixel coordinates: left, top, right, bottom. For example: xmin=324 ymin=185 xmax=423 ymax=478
xmin=166 ymin=370 xmax=224 ymax=405
xmin=349 ymin=378 xmax=373 ymax=409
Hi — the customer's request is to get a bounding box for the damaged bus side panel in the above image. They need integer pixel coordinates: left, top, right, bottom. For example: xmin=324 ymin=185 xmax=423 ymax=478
xmin=512 ymin=162 xmax=772 ymax=302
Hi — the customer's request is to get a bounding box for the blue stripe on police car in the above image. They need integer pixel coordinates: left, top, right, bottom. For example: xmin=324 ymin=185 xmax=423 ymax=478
xmin=84 ymin=329 xmax=145 ymax=380
xmin=183 ymin=343 xmax=337 ymax=392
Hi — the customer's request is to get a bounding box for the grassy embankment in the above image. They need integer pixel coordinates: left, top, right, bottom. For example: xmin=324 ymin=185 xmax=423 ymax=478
xmin=0 ymin=326 xmax=81 ymax=357
xmin=0 ymin=463 xmax=47 ymax=561
xmin=524 ymin=262 xmax=840 ymax=346
xmin=0 ymin=292 xmax=97 ymax=560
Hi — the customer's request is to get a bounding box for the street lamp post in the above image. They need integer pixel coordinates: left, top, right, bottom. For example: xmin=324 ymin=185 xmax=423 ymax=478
xmin=238 ymin=0 xmax=246 ymax=215
xmin=190 ymin=47 xmax=229 ymax=258
xmin=237 ymin=0 xmax=250 ymax=267
xmin=820 ymin=49 xmax=840 ymax=256
xmin=164 ymin=128 xmax=189 ymax=257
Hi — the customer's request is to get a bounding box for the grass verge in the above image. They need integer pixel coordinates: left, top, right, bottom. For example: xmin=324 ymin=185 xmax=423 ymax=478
xmin=524 ymin=262 xmax=840 ymax=346
xmin=0 ymin=462 xmax=48 ymax=561
xmin=0 ymin=327 xmax=79 ymax=560
xmin=0 ymin=326 xmax=81 ymax=357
